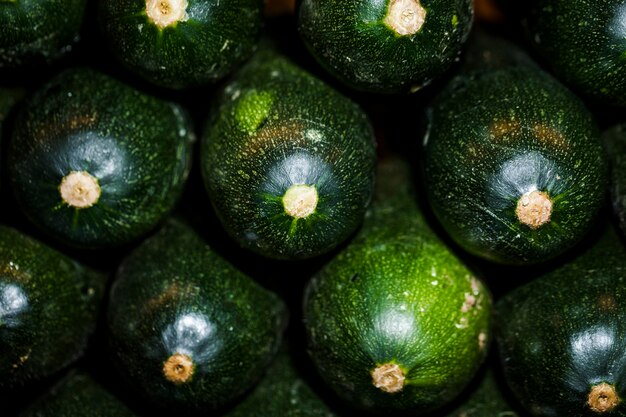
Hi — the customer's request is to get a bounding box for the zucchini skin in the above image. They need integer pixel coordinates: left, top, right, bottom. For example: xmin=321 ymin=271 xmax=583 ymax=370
xmin=496 ymin=225 xmax=626 ymax=416
xmin=604 ymin=123 xmax=626 ymax=239
xmin=201 ymin=47 xmax=376 ymax=260
xmin=522 ymin=0 xmax=626 ymax=106
xmin=422 ymin=38 xmax=607 ymax=265
xmin=225 ymin=349 xmax=337 ymax=417
xmin=304 ymin=157 xmax=491 ymax=413
xmin=8 ymin=68 xmax=194 ymax=248
xmin=0 ymin=226 xmax=105 ymax=390
xmin=298 ymin=0 xmax=473 ymax=93
xmin=98 ymin=0 xmax=263 ymax=89
xmin=0 ymin=0 xmax=86 ymax=68
xmin=20 ymin=370 xmax=137 ymax=417
xmin=107 ymin=219 xmax=288 ymax=412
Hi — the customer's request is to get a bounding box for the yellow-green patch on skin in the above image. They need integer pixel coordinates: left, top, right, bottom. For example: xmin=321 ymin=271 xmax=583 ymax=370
xmin=452 ymin=14 xmax=458 ymax=27
xmin=235 ymin=90 xmax=274 ymax=135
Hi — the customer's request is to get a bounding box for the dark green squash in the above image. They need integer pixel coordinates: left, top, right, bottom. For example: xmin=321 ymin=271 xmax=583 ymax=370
xmin=0 ymin=225 xmax=105 ymax=390
xmin=303 ymin=157 xmax=492 ymax=413
xmin=298 ymin=0 xmax=473 ymax=93
xmin=8 ymin=68 xmax=194 ymax=248
xmin=444 ymin=368 xmax=523 ymax=417
xmin=98 ymin=0 xmax=263 ymax=89
xmin=496 ymin=224 xmax=626 ymax=416
xmin=0 ymin=0 xmax=86 ymax=68
xmin=604 ymin=123 xmax=626 ymax=239
xmin=521 ymin=0 xmax=626 ymax=106
xmin=225 ymin=349 xmax=337 ymax=417
xmin=20 ymin=370 xmax=137 ymax=417
xmin=422 ymin=35 xmax=607 ymax=265
xmin=201 ymin=47 xmax=376 ymax=260
xmin=107 ymin=219 xmax=288 ymax=412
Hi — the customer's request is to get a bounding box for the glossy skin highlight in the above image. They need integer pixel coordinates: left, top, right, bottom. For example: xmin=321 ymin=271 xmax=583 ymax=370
xmin=422 ymin=40 xmax=607 ymax=265
xmin=304 ymin=158 xmax=491 ymax=413
xmin=201 ymin=48 xmax=376 ymax=260
xmin=298 ymin=0 xmax=473 ymax=93
xmin=107 ymin=220 xmax=287 ymax=412
xmin=8 ymin=68 xmax=194 ymax=248
xmin=496 ymin=226 xmax=626 ymax=416
xmin=0 ymin=226 xmax=105 ymax=389
xmin=99 ymin=0 xmax=263 ymax=89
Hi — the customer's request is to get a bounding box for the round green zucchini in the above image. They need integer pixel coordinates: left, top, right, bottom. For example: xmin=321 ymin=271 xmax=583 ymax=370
xmin=304 ymin=157 xmax=492 ymax=413
xmin=19 ymin=370 xmax=137 ymax=417
xmin=496 ymin=224 xmax=626 ymax=416
xmin=298 ymin=0 xmax=473 ymax=93
xmin=98 ymin=0 xmax=263 ymax=89
xmin=201 ymin=47 xmax=376 ymax=260
xmin=422 ymin=36 xmax=607 ymax=265
xmin=521 ymin=0 xmax=626 ymax=106
xmin=107 ymin=219 xmax=288 ymax=412
xmin=0 ymin=0 xmax=86 ymax=68
xmin=8 ymin=67 xmax=194 ymax=248
xmin=0 ymin=225 xmax=105 ymax=390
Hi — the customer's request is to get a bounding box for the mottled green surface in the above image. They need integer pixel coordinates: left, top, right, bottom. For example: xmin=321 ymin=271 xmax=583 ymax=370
xmin=8 ymin=68 xmax=194 ymax=248
xmin=107 ymin=219 xmax=288 ymax=412
xmin=0 ymin=226 xmax=105 ymax=390
xmin=496 ymin=225 xmax=626 ymax=416
xmin=20 ymin=370 xmax=136 ymax=417
xmin=225 ymin=349 xmax=337 ymax=417
xmin=298 ymin=0 xmax=473 ymax=93
xmin=422 ymin=37 xmax=607 ymax=265
xmin=201 ymin=47 xmax=376 ymax=260
xmin=0 ymin=0 xmax=86 ymax=68
xmin=444 ymin=369 xmax=521 ymax=417
xmin=522 ymin=0 xmax=626 ymax=106
xmin=99 ymin=0 xmax=263 ymax=89
xmin=604 ymin=123 xmax=626 ymax=239
xmin=304 ymin=157 xmax=492 ymax=413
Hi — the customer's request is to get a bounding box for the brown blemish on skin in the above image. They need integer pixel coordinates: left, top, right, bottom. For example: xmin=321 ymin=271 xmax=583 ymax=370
xmin=588 ymin=382 xmax=620 ymax=413
xmin=533 ymin=124 xmax=567 ymax=149
xmin=461 ymin=293 xmax=477 ymax=313
xmin=371 ymin=363 xmax=405 ymax=393
xmin=384 ymin=0 xmax=427 ymax=36
xmin=516 ymin=190 xmax=552 ymax=229
xmin=598 ymin=294 xmax=617 ymax=312
xmin=478 ymin=332 xmax=488 ymax=350
xmin=12 ymin=350 xmax=31 ymax=369
xmin=489 ymin=119 xmax=521 ymax=141
xmin=163 ymin=353 xmax=194 ymax=384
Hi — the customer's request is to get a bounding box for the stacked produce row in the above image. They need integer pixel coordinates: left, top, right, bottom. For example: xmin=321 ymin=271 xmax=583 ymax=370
xmin=1 ymin=0 xmax=626 ymax=416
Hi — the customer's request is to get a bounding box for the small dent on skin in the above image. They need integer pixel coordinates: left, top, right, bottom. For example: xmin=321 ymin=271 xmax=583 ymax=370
xmin=383 ymin=0 xmax=427 ymax=36
xmin=478 ymin=332 xmax=488 ymax=350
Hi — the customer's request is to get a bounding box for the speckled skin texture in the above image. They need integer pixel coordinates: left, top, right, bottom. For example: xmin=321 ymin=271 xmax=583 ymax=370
xmin=522 ymin=0 xmax=626 ymax=106
xmin=0 ymin=0 xmax=86 ymax=68
xmin=225 ymin=349 xmax=336 ymax=417
xmin=604 ymin=124 xmax=626 ymax=239
xmin=303 ymin=158 xmax=492 ymax=413
xmin=201 ymin=48 xmax=376 ymax=260
xmin=107 ymin=220 xmax=288 ymax=412
xmin=444 ymin=369 xmax=521 ymax=417
xmin=0 ymin=226 xmax=105 ymax=390
xmin=298 ymin=0 xmax=473 ymax=93
xmin=422 ymin=39 xmax=607 ymax=265
xmin=8 ymin=68 xmax=194 ymax=248
xmin=496 ymin=225 xmax=626 ymax=417
xmin=99 ymin=0 xmax=263 ymax=89
xmin=20 ymin=370 xmax=137 ymax=417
